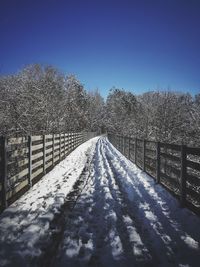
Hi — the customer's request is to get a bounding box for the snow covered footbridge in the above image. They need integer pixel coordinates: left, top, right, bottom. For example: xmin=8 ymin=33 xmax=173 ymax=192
xmin=0 ymin=137 xmax=200 ymax=267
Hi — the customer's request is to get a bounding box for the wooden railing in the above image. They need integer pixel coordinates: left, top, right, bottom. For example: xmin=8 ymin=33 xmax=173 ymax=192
xmin=108 ymin=134 xmax=200 ymax=215
xmin=0 ymin=132 xmax=97 ymax=212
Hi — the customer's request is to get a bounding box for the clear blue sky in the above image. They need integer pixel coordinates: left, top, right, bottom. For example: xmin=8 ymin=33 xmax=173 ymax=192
xmin=0 ymin=0 xmax=200 ymax=97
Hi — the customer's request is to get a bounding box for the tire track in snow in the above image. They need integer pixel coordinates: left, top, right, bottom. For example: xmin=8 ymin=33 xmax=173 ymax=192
xmin=86 ymin=138 xmax=126 ymax=266
xmin=99 ymin=138 xmax=154 ymax=265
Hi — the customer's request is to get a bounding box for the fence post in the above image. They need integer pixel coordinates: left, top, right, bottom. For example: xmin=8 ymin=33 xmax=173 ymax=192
xmin=180 ymin=145 xmax=186 ymax=207
xmin=59 ymin=133 xmax=61 ymax=161
xmin=72 ymin=133 xmax=74 ymax=149
xmin=64 ymin=133 xmax=66 ymax=157
xmin=43 ymin=135 xmax=46 ymax=174
xmin=1 ymin=136 xmax=7 ymax=209
xmin=128 ymin=137 xmax=130 ymax=160
xmin=122 ymin=136 xmax=126 ymax=155
xmin=134 ymin=138 xmax=137 ymax=164
xmin=74 ymin=133 xmax=76 ymax=148
xmin=143 ymin=139 xmax=146 ymax=171
xmin=69 ymin=133 xmax=71 ymax=151
xmin=28 ymin=135 xmax=32 ymax=187
xmin=156 ymin=142 xmax=160 ymax=183
xmin=52 ymin=134 xmax=55 ymax=166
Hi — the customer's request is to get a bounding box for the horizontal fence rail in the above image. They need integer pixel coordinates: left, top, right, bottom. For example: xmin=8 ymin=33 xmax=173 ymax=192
xmin=108 ymin=134 xmax=200 ymax=215
xmin=0 ymin=132 xmax=97 ymax=212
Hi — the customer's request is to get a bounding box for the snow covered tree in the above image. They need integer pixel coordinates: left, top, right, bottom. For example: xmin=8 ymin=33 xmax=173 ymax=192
xmin=87 ymin=89 xmax=105 ymax=133
xmin=106 ymin=88 xmax=138 ymax=135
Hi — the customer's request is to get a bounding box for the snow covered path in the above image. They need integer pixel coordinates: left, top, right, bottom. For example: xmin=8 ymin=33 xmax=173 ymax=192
xmin=51 ymin=137 xmax=200 ymax=267
xmin=0 ymin=137 xmax=200 ymax=267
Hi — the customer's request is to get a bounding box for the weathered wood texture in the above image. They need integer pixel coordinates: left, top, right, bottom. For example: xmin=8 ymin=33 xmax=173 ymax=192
xmin=107 ymin=134 xmax=200 ymax=215
xmin=0 ymin=132 xmax=97 ymax=212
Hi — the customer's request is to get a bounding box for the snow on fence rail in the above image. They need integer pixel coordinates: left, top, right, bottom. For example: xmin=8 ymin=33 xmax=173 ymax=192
xmin=0 ymin=132 xmax=97 ymax=212
xmin=108 ymin=134 xmax=200 ymax=215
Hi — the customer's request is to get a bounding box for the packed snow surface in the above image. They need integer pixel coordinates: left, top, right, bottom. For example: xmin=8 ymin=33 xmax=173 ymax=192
xmin=0 ymin=136 xmax=200 ymax=267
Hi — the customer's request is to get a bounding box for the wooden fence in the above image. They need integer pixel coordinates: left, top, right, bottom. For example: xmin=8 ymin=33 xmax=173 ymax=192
xmin=0 ymin=132 xmax=97 ymax=212
xmin=108 ymin=134 xmax=200 ymax=215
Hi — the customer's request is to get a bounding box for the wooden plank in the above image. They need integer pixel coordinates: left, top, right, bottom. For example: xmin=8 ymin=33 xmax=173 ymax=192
xmin=145 ymin=148 xmax=156 ymax=154
xmin=136 ymin=158 xmax=143 ymax=167
xmin=136 ymin=147 xmax=143 ymax=153
xmin=186 ymin=147 xmax=200 ymax=156
xmin=45 ymin=147 xmax=53 ymax=154
xmin=10 ymin=147 xmax=29 ymax=158
xmin=8 ymin=137 xmax=28 ymax=145
xmin=32 ymin=143 xmax=43 ymax=152
xmin=146 ymin=163 xmax=156 ymax=174
xmin=46 ymin=154 xmax=53 ymax=162
xmin=54 ymin=155 xmax=59 ymax=163
xmin=146 ymin=140 xmax=156 ymax=144
xmin=186 ymin=186 xmax=200 ymax=202
xmin=145 ymin=155 xmax=156 ymax=163
xmin=187 ymin=159 xmax=200 ymax=172
xmin=32 ymin=159 xmax=43 ymax=171
xmin=32 ymin=135 xmax=43 ymax=142
xmin=8 ymin=158 xmax=28 ymax=168
xmin=32 ymin=152 xmax=43 ymax=161
xmin=160 ymin=162 xmax=180 ymax=177
xmin=6 ymin=179 xmax=29 ymax=200
xmin=160 ymin=152 xmax=180 ymax=162
xmin=31 ymin=167 xmax=43 ymax=180
xmin=8 ymin=168 xmax=29 ymax=184
xmin=129 ymin=138 xmax=135 ymax=145
xmin=45 ymin=134 xmax=53 ymax=139
xmin=46 ymin=160 xmax=53 ymax=169
xmin=54 ymin=150 xmax=60 ymax=156
xmin=54 ymin=141 xmax=60 ymax=146
xmin=136 ymin=138 xmax=143 ymax=142
xmin=53 ymin=147 xmax=60 ymax=154
xmin=160 ymin=172 xmax=179 ymax=188
xmin=45 ymin=141 xmax=53 ymax=147
xmin=160 ymin=142 xmax=181 ymax=151
xmin=60 ymin=146 xmax=65 ymax=153
xmin=187 ymin=174 xmax=200 ymax=187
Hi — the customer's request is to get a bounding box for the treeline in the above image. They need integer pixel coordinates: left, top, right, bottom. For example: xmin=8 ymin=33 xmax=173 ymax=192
xmin=106 ymin=89 xmax=200 ymax=146
xmin=0 ymin=64 xmax=200 ymax=146
xmin=0 ymin=64 xmax=105 ymax=136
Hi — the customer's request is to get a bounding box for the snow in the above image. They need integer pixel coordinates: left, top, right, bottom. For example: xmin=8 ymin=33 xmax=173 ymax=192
xmin=0 ymin=137 xmax=99 ymax=266
xmin=0 ymin=136 xmax=200 ymax=267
